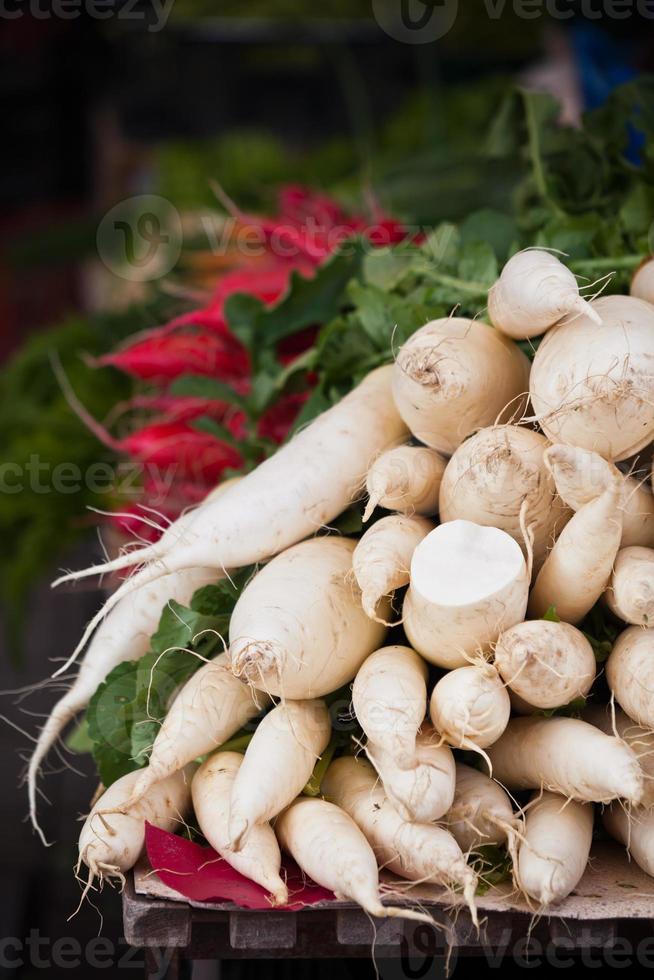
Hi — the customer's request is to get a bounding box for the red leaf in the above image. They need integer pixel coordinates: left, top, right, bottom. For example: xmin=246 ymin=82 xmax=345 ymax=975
xmin=97 ymin=332 xmax=249 ymax=383
xmin=145 ymin=823 xmax=335 ymax=911
xmin=119 ymin=422 xmax=243 ymax=483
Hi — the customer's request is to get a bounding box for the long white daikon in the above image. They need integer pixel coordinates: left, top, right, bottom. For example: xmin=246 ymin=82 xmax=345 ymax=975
xmin=544 ymin=443 xmax=654 ymax=549
xmin=275 ymin=797 xmax=433 ymax=924
xmin=28 ymin=565 xmax=221 ymax=844
xmin=488 ymin=248 xmax=600 ymax=340
xmin=630 ymin=256 xmax=654 ymax=305
xmin=583 ymin=704 xmax=654 ymax=809
xmin=530 ymin=294 xmax=654 ymax=461
xmin=192 ymin=752 xmax=288 ymax=905
xmin=228 ymin=699 xmax=331 ymax=849
xmin=391 ymin=317 xmax=530 ymax=455
xmin=603 ymin=804 xmax=654 ymax=879
xmin=52 ymin=366 xmax=408 ymax=673
xmin=439 ymin=425 xmax=570 ymax=569
xmin=517 ymin=791 xmax=593 ymax=907
xmin=527 ymin=478 xmax=623 ymax=622
xmin=605 ymin=547 xmax=654 ymax=625
xmin=229 ymin=537 xmax=387 ymax=698
xmin=125 ymin=653 xmax=266 ymax=806
xmin=322 ymin=757 xmax=478 ymax=921
xmin=606 ymin=627 xmax=654 ymax=729
xmin=352 ymin=514 xmax=433 ymax=622
xmin=78 ymin=766 xmax=194 ymax=890
xmin=403 ymin=521 xmax=529 ymax=668
xmin=493 ymin=620 xmax=596 ymax=710
xmin=487 ymin=717 xmax=643 ymax=804
xmin=366 ymin=727 xmax=456 ymax=823
xmin=362 ymin=445 xmax=446 ymax=521
xmin=352 ymin=645 xmax=428 ymax=769
xmin=443 ymin=763 xmax=521 ymax=861
xmin=429 ymin=664 xmax=511 ymax=753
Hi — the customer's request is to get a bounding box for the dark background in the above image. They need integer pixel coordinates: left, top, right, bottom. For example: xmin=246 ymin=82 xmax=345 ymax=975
xmin=1 ymin=3 xmax=652 ymax=977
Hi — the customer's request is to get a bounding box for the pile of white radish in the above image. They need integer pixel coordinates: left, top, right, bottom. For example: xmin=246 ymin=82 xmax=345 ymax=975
xmin=34 ymin=245 xmax=654 ymax=923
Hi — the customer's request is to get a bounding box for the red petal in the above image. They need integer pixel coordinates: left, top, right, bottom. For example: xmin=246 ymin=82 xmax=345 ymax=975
xmin=145 ymin=823 xmax=335 ymax=911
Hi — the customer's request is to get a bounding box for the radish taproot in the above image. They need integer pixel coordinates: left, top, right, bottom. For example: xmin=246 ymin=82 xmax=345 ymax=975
xmin=403 ymin=521 xmax=529 ymax=668
xmin=429 ymin=664 xmax=510 ymax=752
xmin=603 ymin=804 xmax=654 ymax=879
xmin=366 ymin=727 xmax=456 ymax=823
xmin=362 ymin=445 xmax=445 ymax=522
xmin=605 ymin=547 xmax=654 ymax=626
xmin=543 ymin=443 xmax=654 ymax=549
xmin=527 ymin=478 xmax=623 ymax=622
xmin=192 ymin=752 xmax=288 ymax=905
xmin=443 ymin=762 xmax=521 ymax=861
xmin=352 ymin=645 xmax=428 ymax=769
xmin=487 ymin=716 xmax=643 ymax=804
xmin=530 ymin=295 xmax=654 ymax=462
xmin=229 ymin=537 xmax=387 ymax=699
xmin=583 ymin=703 xmax=654 ymax=809
xmin=606 ymin=627 xmax=654 ymax=729
xmin=28 ymin=565 xmax=222 ymax=845
xmin=125 ymin=653 xmax=266 ymax=806
xmin=322 ymin=756 xmax=478 ymax=921
xmin=493 ymin=620 xmax=596 ymax=710
xmin=228 ymin=699 xmax=331 ymax=850
xmin=630 ymin=256 xmax=654 ymax=306
xmin=275 ymin=797 xmax=433 ymax=924
xmin=439 ymin=425 xmax=570 ymax=569
xmin=517 ymin=791 xmax=593 ymax=907
xmin=391 ymin=317 xmax=530 ymax=455
xmin=52 ymin=366 xmax=408 ymax=673
xmin=78 ymin=766 xmax=194 ymax=889
xmin=352 ymin=514 xmax=433 ymax=622
xmin=488 ymin=248 xmax=600 ymax=340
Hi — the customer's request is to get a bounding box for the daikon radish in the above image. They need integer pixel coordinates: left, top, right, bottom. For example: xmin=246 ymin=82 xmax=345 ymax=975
xmin=487 ymin=716 xmax=643 ymax=804
xmin=630 ymin=256 xmax=654 ymax=305
xmin=606 ymin=627 xmax=654 ymax=729
xmin=517 ymin=791 xmax=593 ymax=906
xmin=391 ymin=317 xmax=530 ymax=455
xmin=605 ymin=547 xmax=654 ymax=625
xmin=603 ymin=804 xmax=654 ymax=878
xmin=362 ymin=445 xmax=446 ymax=521
xmin=403 ymin=521 xmax=529 ymax=668
xmin=192 ymin=752 xmax=287 ymax=905
xmin=229 ymin=537 xmax=387 ymax=699
xmin=366 ymin=727 xmax=456 ymax=823
xmin=443 ymin=762 xmax=521 ymax=858
xmin=429 ymin=664 xmax=510 ymax=751
xmin=583 ymin=704 xmax=654 ymax=809
xmin=352 ymin=514 xmax=433 ymax=622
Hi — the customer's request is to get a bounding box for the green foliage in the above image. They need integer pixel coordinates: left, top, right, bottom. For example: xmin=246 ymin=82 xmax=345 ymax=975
xmin=472 ymin=844 xmax=513 ymax=895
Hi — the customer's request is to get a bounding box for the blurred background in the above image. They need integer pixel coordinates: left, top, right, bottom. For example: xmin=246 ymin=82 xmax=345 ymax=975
xmin=1 ymin=2 xmax=653 ymax=977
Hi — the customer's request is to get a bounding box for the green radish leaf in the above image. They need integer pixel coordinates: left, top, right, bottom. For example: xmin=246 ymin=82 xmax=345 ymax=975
xmin=542 ymin=606 xmax=561 ymax=623
xmin=472 ymin=844 xmax=513 ymax=894
xmin=170 ymin=375 xmax=250 ymax=412
xmin=66 ymin=716 xmax=93 ymax=754
xmin=457 ymin=240 xmax=498 ymax=288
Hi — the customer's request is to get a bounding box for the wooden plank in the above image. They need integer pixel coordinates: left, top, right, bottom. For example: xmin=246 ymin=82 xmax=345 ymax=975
xmin=336 ymin=909 xmax=404 ymax=946
xmin=123 ymin=875 xmax=192 ymax=949
xmin=229 ymin=911 xmax=297 ymax=949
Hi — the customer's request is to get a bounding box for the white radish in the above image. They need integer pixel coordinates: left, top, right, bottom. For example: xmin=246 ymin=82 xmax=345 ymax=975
xmin=544 ymin=443 xmax=654 ymax=549
xmin=530 ymin=294 xmax=654 ymax=461
xmin=275 ymin=797 xmax=432 ymax=924
xmin=403 ymin=521 xmax=529 ymax=668
xmin=125 ymin=653 xmax=266 ymax=806
xmin=78 ymin=766 xmax=194 ymax=889
xmin=493 ymin=620 xmax=596 ymax=710
xmin=192 ymin=752 xmax=288 ymax=905
xmin=517 ymin=791 xmax=593 ymax=907
xmin=488 ymin=248 xmax=600 ymax=340
xmin=527 ymin=479 xmax=623 ymax=622
xmin=606 ymin=626 xmax=654 ymax=729
xmin=603 ymin=804 xmax=654 ymax=878
xmin=391 ymin=317 xmax=530 ymax=455
xmin=228 ymin=699 xmax=331 ymax=850
xmin=52 ymin=366 xmax=408 ymax=673
xmin=352 ymin=514 xmax=433 ymax=622
xmin=439 ymin=425 xmax=570 ymax=570
xmin=443 ymin=762 xmax=521 ymax=860
xmin=229 ymin=537 xmax=387 ymax=699
xmin=352 ymin=645 xmax=428 ymax=769
xmin=366 ymin=727 xmax=456 ymax=823
xmin=28 ymin=565 xmax=222 ymax=845
xmin=630 ymin=256 xmax=654 ymax=305
xmin=487 ymin=716 xmax=644 ymax=804
xmin=362 ymin=445 xmax=446 ymax=522
xmin=605 ymin=547 xmax=654 ymax=626
xmin=583 ymin=704 xmax=654 ymax=809
xmin=429 ymin=664 xmax=510 ymax=752
xmin=322 ymin=756 xmax=478 ymax=921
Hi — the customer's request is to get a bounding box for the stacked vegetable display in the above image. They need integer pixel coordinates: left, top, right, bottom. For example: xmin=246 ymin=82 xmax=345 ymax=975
xmin=33 ymin=243 xmax=654 ymax=922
